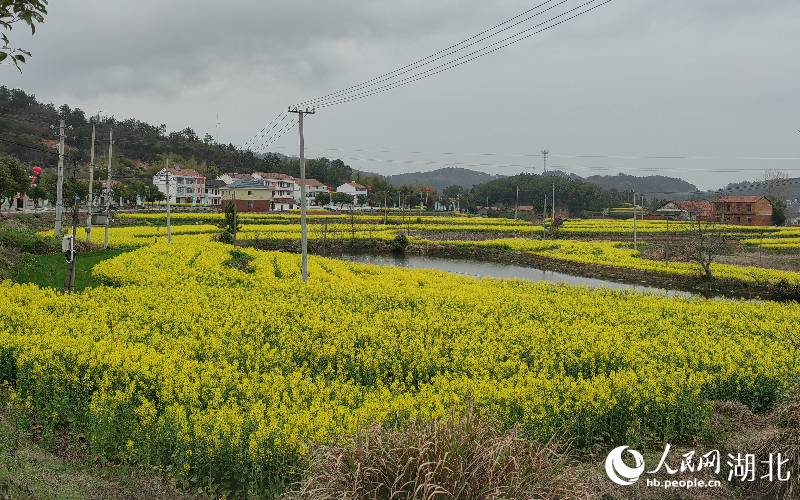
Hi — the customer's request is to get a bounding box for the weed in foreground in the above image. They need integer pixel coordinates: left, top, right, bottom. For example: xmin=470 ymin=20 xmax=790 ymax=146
xmin=282 ymin=404 xmax=589 ymax=500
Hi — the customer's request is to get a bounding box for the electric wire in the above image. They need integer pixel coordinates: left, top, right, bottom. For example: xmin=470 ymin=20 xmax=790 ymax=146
xmin=315 ymin=1 xmax=610 ymax=109
xmin=293 ymin=0 xmax=560 ymax=107
xmin=296 ymin=0 xmax=568 ymax=108
xmin=244 ymin=0 xmax=612 ymax=148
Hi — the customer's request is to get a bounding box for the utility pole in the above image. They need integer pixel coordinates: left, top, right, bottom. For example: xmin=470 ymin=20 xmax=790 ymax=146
xmin=65 ymin=161 xmax=79 ymax=294
xmin=543 ymin=194 xmax=547 ymax=239
xmin=542 ymin=150 xmax=549 ymax=174
xmin=86 ymin=116 xmax=96 ymax=243
xmin=289 ymin=106 xmax=315 ymax=283
xmin=633 ymin=192 xmax=637 ymax=251
xmin=105 ymin=128 xmax=113 ymax=249
xmin=232 ymin=191 xmax=237 ymax=247
xmin=54 ymin=119 xmax=65 ymax=237
xmin=665 ymin=216 xmax=670 ymax=266
xmin=166 ymin=158 xmax=172 ymax=243
xmin=514 ymin=186 xmax=519 ymax=220
xmin=552 ymin=183 xmax=555 ymax=225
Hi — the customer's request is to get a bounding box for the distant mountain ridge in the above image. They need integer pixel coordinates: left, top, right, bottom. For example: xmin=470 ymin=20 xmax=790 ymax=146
xmin=389 ymin=167 xmax=504 ymax=191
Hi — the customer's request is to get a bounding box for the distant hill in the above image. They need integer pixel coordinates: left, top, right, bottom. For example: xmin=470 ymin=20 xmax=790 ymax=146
xmin=389 ymin=167 xmax=504 ymax=191
xmin=583 ymin=173 xmax=699 ymax=197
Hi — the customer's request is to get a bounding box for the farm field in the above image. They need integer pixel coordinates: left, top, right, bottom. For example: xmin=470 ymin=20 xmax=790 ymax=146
xmin=2 ymin=238 xmax=799 ymax=497
xmin=39 ymin=214 xmax=800 ymax=287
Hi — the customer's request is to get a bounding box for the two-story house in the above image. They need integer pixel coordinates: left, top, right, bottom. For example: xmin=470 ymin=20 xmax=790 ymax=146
xmin=221 ymin=178 xmax=273 ymax=212
xmin=153 ymin=167 xmax=202 ymax=204
xmin=293 ymin=178 xmax=328 ymax=205
xmin=336 ymin=182 xmax=368 ymax=203
xmin=253 ymin=173 xmax=295 ymax=198
xmin=712 ymin=196 xmax=772 ymax=226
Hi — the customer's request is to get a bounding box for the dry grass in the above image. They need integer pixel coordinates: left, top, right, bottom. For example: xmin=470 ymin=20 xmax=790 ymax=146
xmin=737 ymin=387 xmax=800 ymax=500
xmin=282 ymin=404 xmax=589 ymax=500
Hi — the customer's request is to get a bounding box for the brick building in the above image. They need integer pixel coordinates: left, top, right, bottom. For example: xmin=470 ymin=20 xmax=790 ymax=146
xmin=711 ymin=196 xmax=772 ymax=226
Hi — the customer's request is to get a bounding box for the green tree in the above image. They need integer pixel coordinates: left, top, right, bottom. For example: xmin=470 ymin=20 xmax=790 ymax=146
xmin=1 ymin=0 xmax=48 ymax=72
xmin=0 ymin=155 xmax=28 ymax=212
xmin=217 ymin=201 xmax=240 ymax=245
xmin=39 ymin=172 xmax=89 ymax=208
xmin=767 ymin=195 xmax=787 ymax=226
xmin=26 ymin=183 xmax=45 ymax=209
xmin=331 ymin=192 xmax=353 ymax=206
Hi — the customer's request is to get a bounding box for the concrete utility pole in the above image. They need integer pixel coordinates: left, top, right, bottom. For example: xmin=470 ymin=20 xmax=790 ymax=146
xmin=542 ymin=150 xmax=549 ymax=174
xmin=232 ymin=191 xmax=237 ymax=247
xmin=543 ymin=194 xmax=547 ymax=239
xmin=166 ymin=158 xmax=172 ymax=243
xmin=289 ymin=106 xmax=315 ymax=283
xmin=105 ymin=128 xmax=113 ymax=248
xmin=54 ymin=119 xmax=65 ymax=237
xmin=633 ymin=193 xmax=637 ymax=251
xmin=86 ymin=116 xmax=97 ymax=243
xmin=514 ymin=186 xmax=519 ymax=220
xmin=552 ymin=183 xmax=555 ymax=224
xmin=65 ymin=161 xmax=79 ymax=294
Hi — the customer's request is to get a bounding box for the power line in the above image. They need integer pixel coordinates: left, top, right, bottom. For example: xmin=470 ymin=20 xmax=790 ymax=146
xmin=316 ymin=1 xmax=612 ymax=109
xmin=296 ymin=0 xmax=570 ymax=108
xmin=244 ymin=0 xmax=613 ymax=148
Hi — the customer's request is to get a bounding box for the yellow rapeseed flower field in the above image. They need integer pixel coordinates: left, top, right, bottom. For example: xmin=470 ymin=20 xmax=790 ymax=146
xmin=1 ymin=241 xmax=798 ymax=493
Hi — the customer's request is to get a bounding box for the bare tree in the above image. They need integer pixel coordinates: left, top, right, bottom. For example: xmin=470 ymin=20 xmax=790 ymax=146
xmin=758 ymin=169 xmax=790 ymax=203
xmin=681 ymin=220 xmax=728 ymax=280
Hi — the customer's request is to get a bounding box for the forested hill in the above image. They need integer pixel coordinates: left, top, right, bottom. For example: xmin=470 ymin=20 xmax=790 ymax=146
xmin=389 ymin=167 xmax=503 ymax=191
xmin=583 ymin=173 xmax=699 ymax=197
xmin=0 ymin=86 xmax=361 ymax=188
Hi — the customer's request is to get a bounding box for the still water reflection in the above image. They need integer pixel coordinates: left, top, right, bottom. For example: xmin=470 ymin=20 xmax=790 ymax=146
xmin=330 ymin=252 xmax=693 ymax=297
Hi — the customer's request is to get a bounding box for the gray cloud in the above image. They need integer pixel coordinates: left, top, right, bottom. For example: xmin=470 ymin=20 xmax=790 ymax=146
xmin=4 ymin=0 xmax=799 ymax=190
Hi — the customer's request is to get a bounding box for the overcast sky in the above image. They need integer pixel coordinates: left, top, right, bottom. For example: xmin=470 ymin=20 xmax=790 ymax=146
xmin=4 ymin=0 xmax=800 ymax=190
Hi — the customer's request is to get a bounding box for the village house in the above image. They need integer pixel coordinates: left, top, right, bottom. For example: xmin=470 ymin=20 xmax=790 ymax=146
xmin=652 ymin=200 xmax=713 ymax=221
xmin=218 ymin=173 xmax=255 ymax=185
xmin=712 ymin=196 xmax=772 ymax=226
xmin=293 ymin=178 xmax=328 ymax=205
xmin=153 ymin=166 xmax=202 ymax=204
xmin=203 ymin=179 xmax=225 ymax=206
xmin=220 ymin=178 xmax=272 ymax=212
xmin=336 ymin=182 xmax=368 ymax=203
xmin=252 ymin=173 xmax=295 ymax=198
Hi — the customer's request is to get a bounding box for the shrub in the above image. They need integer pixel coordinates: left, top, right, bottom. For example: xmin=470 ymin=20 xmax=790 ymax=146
xmin=390 ymin=234 xmax=409 ymax=253
xmin=0 ymin=224 xmax=57 ymax=254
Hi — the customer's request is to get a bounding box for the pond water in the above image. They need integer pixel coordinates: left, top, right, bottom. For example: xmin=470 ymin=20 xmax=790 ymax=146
xmin=329 ymin=252 xmax=694 ymax=297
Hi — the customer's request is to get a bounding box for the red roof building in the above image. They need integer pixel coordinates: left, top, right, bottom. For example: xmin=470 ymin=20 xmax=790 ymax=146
xmin=712 ymin=196 xmax=772 ymax=226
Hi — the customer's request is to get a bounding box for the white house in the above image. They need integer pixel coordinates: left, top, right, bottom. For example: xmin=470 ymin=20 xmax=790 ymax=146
xmin=153 ymin=167 xmax=202 ymax=204
xmin=336 ymin=182 xmax=368 ymax=204
xmin=203 ymin=179 xmax=225 ymax=206
xmin=253 ymin=172 xmax=295 ymax=198
xmin=293 ymin=178 xmax=328 ymax=205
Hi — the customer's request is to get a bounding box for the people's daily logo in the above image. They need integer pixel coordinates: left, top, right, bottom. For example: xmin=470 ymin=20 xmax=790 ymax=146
xmin=605 ymin=444 xmax=791 ymax=490
xmin=605 ymin=446 xmax=645 ymax=485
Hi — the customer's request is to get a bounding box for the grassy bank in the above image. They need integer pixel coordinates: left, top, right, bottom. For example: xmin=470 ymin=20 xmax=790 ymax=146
xmin=13 ymin=249 xmax=129 ymax=292
xmin=0 ymin=387 xmax=202 ymax=500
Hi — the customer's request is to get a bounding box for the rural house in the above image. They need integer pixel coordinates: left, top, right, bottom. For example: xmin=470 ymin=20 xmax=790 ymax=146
xmin=712 ymin=196 xmax=772 ymax=226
